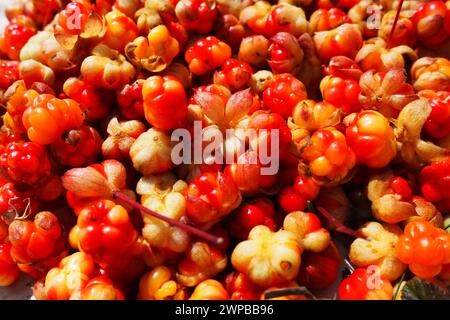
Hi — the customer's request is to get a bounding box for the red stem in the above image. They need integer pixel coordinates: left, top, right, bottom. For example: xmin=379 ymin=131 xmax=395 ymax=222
xmin=316 ymin=207 xmax=362 ymax=238
xmin=112 ymin=190 xmax=224 ymax=246
xmin=388 ymin=0 xmax=405 ymax=48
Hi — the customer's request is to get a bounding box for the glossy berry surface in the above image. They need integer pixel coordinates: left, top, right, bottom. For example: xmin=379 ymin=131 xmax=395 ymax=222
xmin=345 ymin=110 xmax=397 ymax=168
xmin=0 ymin=60 xmax=19 ymax=89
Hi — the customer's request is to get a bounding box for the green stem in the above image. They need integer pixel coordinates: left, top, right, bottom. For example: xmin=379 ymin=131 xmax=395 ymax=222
xmin=392 ymin=271 xmax=407 ymax=300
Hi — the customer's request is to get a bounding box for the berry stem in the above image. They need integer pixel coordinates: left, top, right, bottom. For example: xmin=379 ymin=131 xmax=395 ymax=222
xmin=112 ymin=190 xmax=225 ymax=246
xmin=388 ymin=0 xmax=404 ymax=48
xmin=344 ymin=259 xmax=355 ymax=273
xmin=43 ymin=0 xmax=55 ymax=27
xmin=316 ymin=206 xmax=362 ymax=238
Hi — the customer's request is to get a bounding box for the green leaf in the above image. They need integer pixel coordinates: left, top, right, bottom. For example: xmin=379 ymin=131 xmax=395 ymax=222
xmin=401 ymin=279 xmax=450 ymax=300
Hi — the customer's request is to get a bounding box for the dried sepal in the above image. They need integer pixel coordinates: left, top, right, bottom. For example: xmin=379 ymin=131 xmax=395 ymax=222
xmin=408 ymin=197 xmax=443 ymax=227
xmin=194 ymin=88 xmax=253 ymax=130
xmin=62 ymin=159 xmax=135 ymax=213
xmin=355 ymin=37 xmax=417 ymax=72
xmin=194 ymin=91 xmax=227 ymax=129
xmin=54 ymin=11 xmax=106 ymax=50
xmin=20 ymin=31 xmax=78 ymax=72
xmin=368 ymin=170 xmax=416 ymax=224
xmin=102 ymin=160 xmax=128 ymax=189
xmin=268 ymin=32 xmax=304 ymax=75
xmin=80 ymin=12 xmax=106 ymax=39
xmin=224 ymin=88 xmax=254 ymax=126
xmin=348 ymin=0 xmax=382 ymax=38
xmin=250 ymin=70 xmax=274 ymax=93
xmin=135 ymin=7 xmax=163 ymax=35
xmin=372 ymin=194 xmax=417 ymax=224
xmin=359 ymin=68 xmax=417 ymax=117
xmin=62 ymin=166 xmax=112 ymax=198
xmin=368 ymin=170 xmax=442 ymax=225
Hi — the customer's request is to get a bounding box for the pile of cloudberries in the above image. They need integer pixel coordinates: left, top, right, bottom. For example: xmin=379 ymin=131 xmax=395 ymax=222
xmin=0 ymin=0 xmax=449 ymax=300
